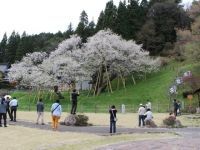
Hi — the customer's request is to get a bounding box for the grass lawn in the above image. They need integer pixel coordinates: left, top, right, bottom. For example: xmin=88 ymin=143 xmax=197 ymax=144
xmin=1 ymin=111 xmax=200 ymax=150
xmin=0 ymin=112 xmax=183 ymax=150
xmin=0 ymin=125 xmax=176 ymax=150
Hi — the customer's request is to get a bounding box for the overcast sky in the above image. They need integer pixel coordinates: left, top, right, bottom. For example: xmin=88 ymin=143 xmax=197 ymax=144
xmin=0 ymin=0 xmax=192 ymax=40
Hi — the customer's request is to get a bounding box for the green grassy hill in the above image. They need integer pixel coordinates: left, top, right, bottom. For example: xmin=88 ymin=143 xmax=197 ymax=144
xmin=10 ymin=61 xmax=200 ymax=113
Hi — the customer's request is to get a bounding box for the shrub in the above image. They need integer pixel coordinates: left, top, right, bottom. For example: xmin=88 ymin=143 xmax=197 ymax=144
xmin=75 ymin=114 xmax=89 ymax=126
xmin=181 ymin=106 xmax=196 ymax=114
xmin=182 ymin=91 xmax=193 ymax=98
xmin=163 ymin=116 xmax=176 ymax=126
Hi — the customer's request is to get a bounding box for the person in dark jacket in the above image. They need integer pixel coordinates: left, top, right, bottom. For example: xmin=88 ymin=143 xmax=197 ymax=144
xmin=173 ymin=99 xmax=179 ymax=117
xmin=109 ymin=105 xmax=117 ymax=133
xmin=0 ymin=98 xmax=7 ymax=127
xmin=36 ymin=98 xmax=45 ymax=125
xmin=5 ymin=96 xmax=12 ymax=120
xmin=70 ymin=89 xmax=79 ymax=114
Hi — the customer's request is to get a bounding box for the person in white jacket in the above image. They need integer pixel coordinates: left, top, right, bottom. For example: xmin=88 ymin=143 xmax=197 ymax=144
xmin=138 ymin=104 xmax=146 ymax=127
xmin=51 ymin=100 xmax=62 ymax=130
xmin=144 ymin=108 xmax=153 ymax=122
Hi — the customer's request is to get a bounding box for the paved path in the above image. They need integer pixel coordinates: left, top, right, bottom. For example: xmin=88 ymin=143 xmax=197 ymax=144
xmin=11 ymin=119 xmax=170 ymax=135
xmin=96 ymin=128 xmax=200 ymax=150
xmin=10 ymin=120 xmax=200 ymax=150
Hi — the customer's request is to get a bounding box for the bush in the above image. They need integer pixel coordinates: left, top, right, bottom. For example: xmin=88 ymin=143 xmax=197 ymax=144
xmin=163 ymin=115 xmax=183 ymax=128
xmin=182 ymin=91 xmax=193 ymax=98
xmin=75 ymin=114 xmax=89 ymax=126
xmin=163 ymin=116 xmax=176 ymax=126
xmin=181 ymin=106 xmax=196 ymax=114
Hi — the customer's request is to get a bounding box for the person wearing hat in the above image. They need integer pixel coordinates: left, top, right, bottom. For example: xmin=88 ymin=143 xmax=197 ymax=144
xmin=138 ymin=103 xmax=146 ymax=127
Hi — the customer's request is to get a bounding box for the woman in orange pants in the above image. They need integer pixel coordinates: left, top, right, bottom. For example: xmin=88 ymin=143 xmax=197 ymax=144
xmin=51 ymin=100 xmax=62 ymax=130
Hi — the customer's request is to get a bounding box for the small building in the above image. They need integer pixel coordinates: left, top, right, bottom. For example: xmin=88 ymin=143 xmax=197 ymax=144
xmin=0 ymin=63 xmax=9 ymax=81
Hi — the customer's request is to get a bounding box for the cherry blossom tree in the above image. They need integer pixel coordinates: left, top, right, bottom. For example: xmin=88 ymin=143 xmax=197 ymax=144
xmin=8 ymin=30 xmax=160 ymax=95
xmin=82 ymin=30 xmax=160 ymax=95
xmin=40 ymin=35 xmax=87 ymax=88
xmin=8 ymin=52 xmax=51 ymax=88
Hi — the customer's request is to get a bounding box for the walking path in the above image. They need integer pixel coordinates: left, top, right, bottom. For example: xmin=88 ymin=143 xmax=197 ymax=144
xmin=11 ymin=119 xmax=170 ymax=135
xmin=10 ymin=120 xmax=200 ymax=150
xmin=97 ymin=128 xmax=200 ymax=150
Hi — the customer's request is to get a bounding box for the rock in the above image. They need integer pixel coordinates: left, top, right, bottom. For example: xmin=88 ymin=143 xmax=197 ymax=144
xmin=63 ymin=114 xmax=90 ymax=126
xmin=64 ymin=114 xmax=76 ymax=126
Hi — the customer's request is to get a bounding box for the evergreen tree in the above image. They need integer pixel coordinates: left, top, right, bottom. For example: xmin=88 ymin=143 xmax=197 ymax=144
xmin=115 ymin=1 xmax=129 ymax=39
xmin=0 ymin=33 xmax=7 ymax=63
xmin=15 ymin=32 xmax=34 ymax=61
xmin=96 ymin=11 xmax=105 ymax=31
xmin=138 ymin=1 xmax=191 ymax=55
xmin=75 ymin=10 xmax=89 ymax=42
xmin=126 ymin=0 xmax=142 ymax=39
xmin=102 ymin=0 xmax=117 ymax=30
xmin=5 ymin=31 xmax=20 ymax=64
xmin=86 ymin=20 xmax=96 ymax=37
xmin=63 ymin=22 xmax=74 ymax=38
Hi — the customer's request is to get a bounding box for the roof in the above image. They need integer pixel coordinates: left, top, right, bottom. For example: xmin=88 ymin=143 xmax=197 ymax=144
xmin=0 ymin=63 xmax=9 ymax=73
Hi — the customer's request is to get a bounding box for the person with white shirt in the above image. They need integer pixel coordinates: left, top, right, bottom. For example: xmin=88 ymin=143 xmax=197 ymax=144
xmin=9 ymin=97 xmax=18 ymax=122
xmin=51 ymin=100 xmax=62 ymax=130
xmin=144 ymin=108 xmax=153 ymax=122
xmin=138 ymin=104 xmax=146 ymax=127
xmin=146 ymin=100 xmax=151 ymax=110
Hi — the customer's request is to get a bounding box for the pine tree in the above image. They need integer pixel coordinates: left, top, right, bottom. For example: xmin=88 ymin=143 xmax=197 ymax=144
xmin=115 ymin=1 xmax=129 ymax=39
xmin=96 ymin=11 xmax=105 ymax=31
xmin=0 ymin=33 xmax=7 ymax=63
xmin=126 ymin=0 xmax=141 ymax=39
xmin=75 ymin=10 xmax=89 ymax=42
xmin=138 ymin=0 xmax=191 ymax=55
xmin=5 ymin=31 xmax=20 ymax=64
xmin=102 ymin=0 xmax=117 ymax=30
xmin=15 ymin=32 xmax=34 ymax=61
xmin=63 ymin=22 xmax=74 ymax=38
xmin=86 ymin=20 xmax=96 ymax=37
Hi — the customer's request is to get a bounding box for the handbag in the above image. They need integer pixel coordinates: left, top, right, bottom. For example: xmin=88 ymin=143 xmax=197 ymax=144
xmin=111 ymin=109 xmax=117 ymax=122
xmin=51 ymin=104 xmax=60 ymax=114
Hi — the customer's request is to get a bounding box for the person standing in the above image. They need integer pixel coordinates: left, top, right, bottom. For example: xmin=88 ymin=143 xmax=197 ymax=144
xmin=51 ymin=100 xmax=62 ymax=130
xmin=36 ymin=98 xmax=45 ymax=125
xmin=177 ymin=100 xmax=181 ymax=116
xmin=109 ymin=105 xmax=117 ymax=134
xmin=138 ymin=104 xmax=146 ymax=127
xmin=9 ymin=97 xmax=18 ymax=122
xmin=5 ymin=96 xmax=12 ymax=120
xmin=70 ymin=89 xmax=79 ymax=115
xmin=0 ymin=98 xmax=7 ymax=127
xmin=173 ymin=99 xmax=179 ymax=117
xmin=146 ymin=100 xmax=151 ymax=111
